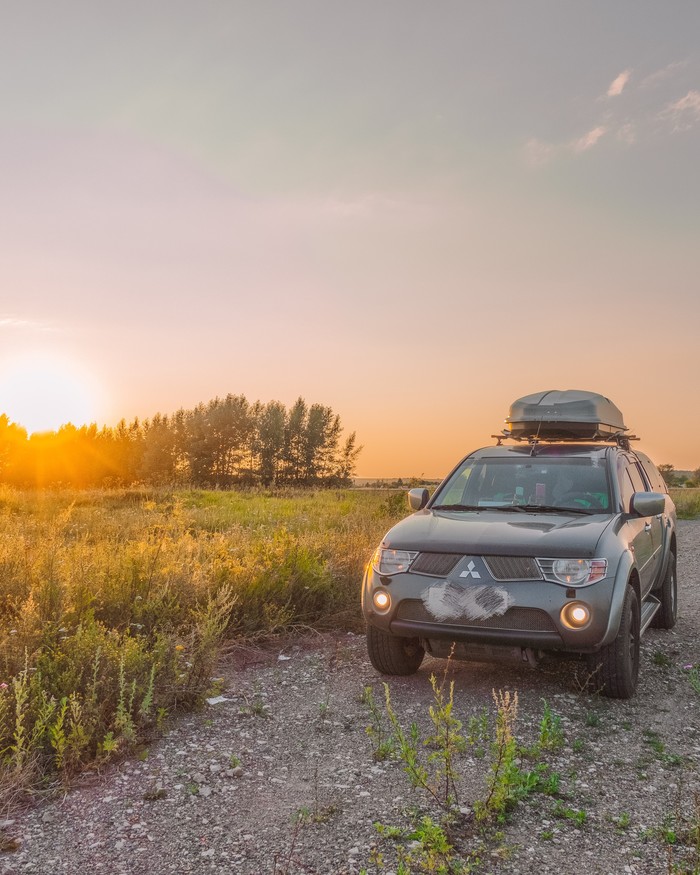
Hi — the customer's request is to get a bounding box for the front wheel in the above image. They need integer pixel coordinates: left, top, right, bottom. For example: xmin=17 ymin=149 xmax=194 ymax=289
xmin=651 ymin=551 xmax=677 ymax=630
xmin=366 ymin=625 xmax=425 ymax=676
xmin=594 ymin=585 xmax=640 ymax=699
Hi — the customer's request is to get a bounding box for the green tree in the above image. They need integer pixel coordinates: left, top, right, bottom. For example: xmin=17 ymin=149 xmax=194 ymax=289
xmin=303 ymin=404 xmax=341 ymax=484
xmin=255 ymin=401 xmax=286 ymax=486
xmin=140 ymin=414 xmax=178 ymax=484
xmin=282 ymin=397 xmax=308 ymax=484
xmin=0 ymin=414 xmax=28 ymax=483
xmin=659 ymin=464 xmax=680 ymax=487
xmin=333 ymin=431 xmax=362 ymax=486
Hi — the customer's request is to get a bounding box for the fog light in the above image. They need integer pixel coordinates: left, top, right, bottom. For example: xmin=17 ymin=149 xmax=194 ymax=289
xmin=561 ymin=602 xmax=591 ymax=629
xmin=373 ymin=590 xmax=391 ymax=612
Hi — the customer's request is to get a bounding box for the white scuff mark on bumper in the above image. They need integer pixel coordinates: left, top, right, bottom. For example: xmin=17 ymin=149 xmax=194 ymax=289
xmin=422 ymin=582 xmax=513 ymax=622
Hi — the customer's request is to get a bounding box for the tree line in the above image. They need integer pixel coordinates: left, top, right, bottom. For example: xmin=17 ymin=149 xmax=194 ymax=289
xmin=0 ymin=395 xmax=361 ymax=489
xmin=658 ymin=464 xmax=700 ymax=488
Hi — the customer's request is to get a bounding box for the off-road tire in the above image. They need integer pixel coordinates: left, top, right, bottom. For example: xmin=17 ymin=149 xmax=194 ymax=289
xmin=595 ymin=585 xmax=640 ymax=699
xmin=651 ymin=550 xmax=677 ymax=630
xmin=366 ymin=625 xmax=425 ymax=676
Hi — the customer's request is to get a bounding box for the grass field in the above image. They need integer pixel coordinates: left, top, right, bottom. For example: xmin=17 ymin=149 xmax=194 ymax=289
xmin=671 ymin=487 xmax=700 ymax=519
xmin=0 ymin=486 xmax=406 ymax=802
xmin=1 ymin=485 xmax=697 ymax=805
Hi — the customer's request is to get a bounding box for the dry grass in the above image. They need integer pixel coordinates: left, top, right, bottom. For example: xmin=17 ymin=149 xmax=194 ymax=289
xmin=669 ymin=488 xmax=700 ymax=520
xmin=0 ymin=485 xmax=406 ymax=806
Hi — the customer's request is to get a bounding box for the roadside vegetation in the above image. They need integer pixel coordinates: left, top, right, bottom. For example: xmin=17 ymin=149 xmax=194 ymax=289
xmin=0 ymin=486 xmax=404 ymax=805
xmin=671 ymin=488 xmax=700 ymax=520
xmin=354 ymin=669 xmax=700 ymax=874
xmin=1 ymin=480 xmax=698 ymax=814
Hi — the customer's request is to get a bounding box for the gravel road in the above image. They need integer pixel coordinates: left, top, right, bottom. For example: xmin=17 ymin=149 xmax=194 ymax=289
xmin=2 ymin=521 xmax=699 ymax=875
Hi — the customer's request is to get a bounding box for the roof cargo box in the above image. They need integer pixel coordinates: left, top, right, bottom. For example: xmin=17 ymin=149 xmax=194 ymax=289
xmin=505 ymin=390 xmax=627 ymax=440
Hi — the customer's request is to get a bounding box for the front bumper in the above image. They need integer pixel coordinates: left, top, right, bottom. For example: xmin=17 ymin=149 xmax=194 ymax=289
xmin=362 ymin=561 xmax=618 ymax=653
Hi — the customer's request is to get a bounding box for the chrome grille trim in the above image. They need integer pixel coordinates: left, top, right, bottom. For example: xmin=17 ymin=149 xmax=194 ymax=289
xmin=483 ymin=556 xmax=542 ymax=581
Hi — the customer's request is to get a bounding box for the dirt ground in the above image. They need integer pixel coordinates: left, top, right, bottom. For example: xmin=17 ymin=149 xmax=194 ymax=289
xmin=2 ymin=520 xmax=699 ymax=875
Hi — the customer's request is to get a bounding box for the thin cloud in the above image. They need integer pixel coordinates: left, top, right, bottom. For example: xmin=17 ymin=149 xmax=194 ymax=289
xmin=524 ymin=138 xmax=558 ymax=167
xmin=0 ymin=316 xmax=56 ymax=332
xmin=616 ymin=123 xmax=636 ymax=145
xmin=571 ymin=126 xmax=607 ymax=153
xmin=641 ymin=61 xmax=687 ymax=89
xmin=524 ymin=126 xmax=608 ymax=167
xmin=607 ymin=70 xmax=631 ymax=97
xmin=662 ymin=90 xmax=700 ymax=131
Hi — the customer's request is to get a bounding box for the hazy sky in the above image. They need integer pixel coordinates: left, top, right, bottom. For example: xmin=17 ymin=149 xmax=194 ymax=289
xmin=1 ymin=1 xmax=699 ymax=476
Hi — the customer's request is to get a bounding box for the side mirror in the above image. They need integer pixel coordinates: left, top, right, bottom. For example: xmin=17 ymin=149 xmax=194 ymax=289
xmin=630 ymin=492 xmax=665 ymax=517
xmin=408 ymin=488 xmax=429 ymax=511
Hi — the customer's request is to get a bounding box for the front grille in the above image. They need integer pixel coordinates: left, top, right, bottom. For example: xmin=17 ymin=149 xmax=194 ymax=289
xmin=410 ymin=552 xmax=462 ymax=576
xmin=483 ymin=556 xmax=542 ymax=581
xmin=395 ymin=600 xmax=557 ymax=632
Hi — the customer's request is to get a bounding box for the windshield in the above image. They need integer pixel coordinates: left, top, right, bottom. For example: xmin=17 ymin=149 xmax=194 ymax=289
xmin=433 ymin=456 xmax=611 ymax=513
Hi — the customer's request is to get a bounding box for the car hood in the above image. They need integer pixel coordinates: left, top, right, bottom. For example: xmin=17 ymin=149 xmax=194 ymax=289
xmin=383 ymin=509 xmax=615 ymax=559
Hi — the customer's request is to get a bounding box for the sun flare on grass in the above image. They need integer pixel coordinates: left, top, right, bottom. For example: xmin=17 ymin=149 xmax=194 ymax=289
xmin=0 ymin=353 xmax=104 ymax=434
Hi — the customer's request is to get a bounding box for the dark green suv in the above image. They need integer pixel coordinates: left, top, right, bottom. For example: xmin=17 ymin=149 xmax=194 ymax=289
xmin=362 ymin=391 xmax=677 ymax=699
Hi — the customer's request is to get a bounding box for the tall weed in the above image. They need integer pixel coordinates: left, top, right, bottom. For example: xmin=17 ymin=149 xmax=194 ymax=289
xmin=0 ymin=486 xmax=398 ymax=803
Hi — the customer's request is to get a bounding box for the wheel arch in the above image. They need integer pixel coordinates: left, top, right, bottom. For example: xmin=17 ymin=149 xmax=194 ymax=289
xmin=598 ymin=551 xmax=638 ymax=648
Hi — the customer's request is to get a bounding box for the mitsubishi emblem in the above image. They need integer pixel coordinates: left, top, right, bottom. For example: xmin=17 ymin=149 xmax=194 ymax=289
xmin=459 ymin=560 xmax=481 ymax=579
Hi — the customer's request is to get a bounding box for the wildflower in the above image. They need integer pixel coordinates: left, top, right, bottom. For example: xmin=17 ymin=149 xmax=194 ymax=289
xmin=175 ymin=644 xmax=185 ymax=652
xmin=683 ymin=664 xmax=694 ymax=670
xmin=0 ymin=683 xmax=8 ymax=690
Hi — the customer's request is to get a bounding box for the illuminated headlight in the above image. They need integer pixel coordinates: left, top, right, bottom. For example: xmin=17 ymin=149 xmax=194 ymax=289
xmin=538 ymin=558 xmax=607 ymax=586
xmin=372 ymin=548 xmax=418 ymax=576
xmin=373 ymin=590 xmax=391 ymax=612
xmin=561 ymin=602 xmax=592 ymax=629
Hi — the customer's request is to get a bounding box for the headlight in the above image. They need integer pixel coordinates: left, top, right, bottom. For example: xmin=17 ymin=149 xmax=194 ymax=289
xmin=372 ymin=548 xmax=418 ymax=576
xmin=538 ymin=558 xmax=607 ymax=586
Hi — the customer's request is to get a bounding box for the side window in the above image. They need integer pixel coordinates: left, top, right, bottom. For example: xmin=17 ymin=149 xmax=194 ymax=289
xmin=617 ymin=456 xmax=645 ymax=511
xmin=627 ymin=463 xmax=646 ymax=494
xmin=636 ymin=454 xmax=668 ymax=494
xmin=617 ymin=457 xmax=633 ymax=511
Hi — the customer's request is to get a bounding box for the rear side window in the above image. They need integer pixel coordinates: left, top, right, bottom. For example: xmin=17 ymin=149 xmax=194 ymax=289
xmin=635 ymin=453 xmax=668 ymax=494
xmin=627 ymin=463 xmax=646 ymax=493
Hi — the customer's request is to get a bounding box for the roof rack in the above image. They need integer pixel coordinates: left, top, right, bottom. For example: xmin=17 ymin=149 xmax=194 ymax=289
xmin=491 ymin=432 xmax=639 ymax=450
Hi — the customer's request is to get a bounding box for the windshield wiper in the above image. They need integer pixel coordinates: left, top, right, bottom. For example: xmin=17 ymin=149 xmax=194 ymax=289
xmin=431 ymin=503 xmax=481 ymax=512
xmin=515 ymin=504 xmax=596 ymax=515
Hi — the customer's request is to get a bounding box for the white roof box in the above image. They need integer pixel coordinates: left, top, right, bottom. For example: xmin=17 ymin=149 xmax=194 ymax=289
xmin=504 ymin=390 xmax=628 ymax=440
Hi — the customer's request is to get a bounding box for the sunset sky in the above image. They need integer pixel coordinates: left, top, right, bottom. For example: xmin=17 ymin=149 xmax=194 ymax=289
xmin=1 ymin=2 xmax=699 ymax=477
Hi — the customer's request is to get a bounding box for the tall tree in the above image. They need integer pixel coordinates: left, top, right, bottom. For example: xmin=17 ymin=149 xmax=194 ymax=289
xmin=0 ymin=415 xmax=28 ymax=483
xmin=140 ymin=414 xmax=179 ymax=484
xmin=282 ymin=397 xmax=308 ymax=484
xmin=256 ymin=401 xmax=286 ymax=486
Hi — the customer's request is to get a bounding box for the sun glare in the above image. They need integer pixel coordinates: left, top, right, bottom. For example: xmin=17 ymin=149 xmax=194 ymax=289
xmin=0 ymin=354 xmax=103 ymax=434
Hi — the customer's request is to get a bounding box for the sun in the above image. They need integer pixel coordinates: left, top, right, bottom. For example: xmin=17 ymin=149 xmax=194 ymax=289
xmin=0 ymin=353 xmax=104 ymax=434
